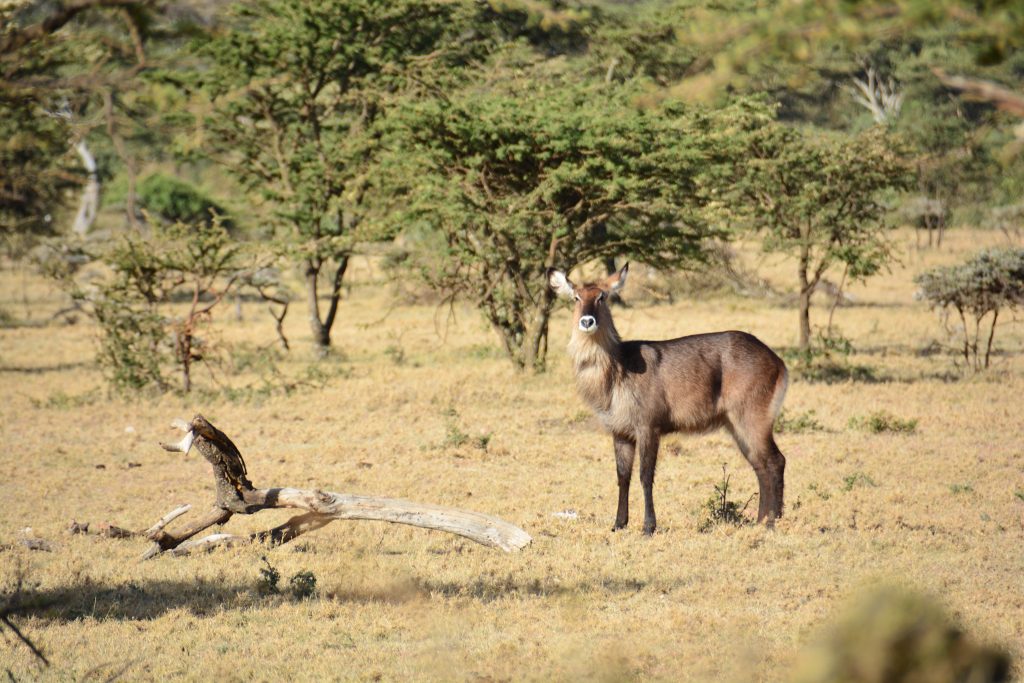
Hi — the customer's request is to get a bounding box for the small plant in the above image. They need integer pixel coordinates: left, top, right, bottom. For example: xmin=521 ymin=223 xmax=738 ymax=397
xmin=289 ymin=571 xmax=317 ymax=599
xmin=257 ymin=556 xmax=281 ymax=595
xmin=698 ymin=464 xmax=754 ymax=533
xmin=949 ymin=483 xmax=974 ymax=495
xmin=841 ymin=472 xmax=877 ymax=492
xmin=30 ymin=389 xmax=100 ymax=410
xmin=442 ymin=406 xmax=470 ymax=448
xmin=383 ymin=331 xmax=407 ymax=366
xmin=384 ymin=343 xmax=406 ymax=366
xmin=808 ymin=482 xmax=831 ymax=500
xmin=776 ymin=409 xmax=824 ymax=434
xmin=1013 ymin=490 xmax=1023 ymax=503
xmin=848 ymin=411 xmax=918 ymax=434
xmin=816 ymin=327 xmax=854 ymax=357
xmin=441 ymin=406 xmax=489 ymax=450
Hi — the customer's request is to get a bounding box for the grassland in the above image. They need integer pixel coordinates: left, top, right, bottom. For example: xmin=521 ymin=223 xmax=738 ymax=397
xmin=1 ymin=229 xmax=1022 ymax=681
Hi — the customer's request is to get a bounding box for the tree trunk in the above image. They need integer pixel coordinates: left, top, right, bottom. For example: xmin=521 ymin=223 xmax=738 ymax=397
xmin=72 ymin=140 xmax=99 ymax=237
xmin=523 ymin=289 xmax=554 ymax=373
xmin=984 ymin=308 xmax=998 ymax=369
xmin=305 ymin=257 xmax=348 ymax=355
xmin=306 ymin=259 xmax=330 ymax=352
xmin=798 ymin=246 xmax=813 ymax=352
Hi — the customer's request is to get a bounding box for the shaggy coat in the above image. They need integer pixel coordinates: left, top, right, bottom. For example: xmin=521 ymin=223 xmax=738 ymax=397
xmin=550 ymin=264 xmax=788 ymax=533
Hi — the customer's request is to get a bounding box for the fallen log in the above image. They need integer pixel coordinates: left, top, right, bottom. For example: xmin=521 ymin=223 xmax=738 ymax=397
xmin=104 ymin=414 xmax=530 ymax=559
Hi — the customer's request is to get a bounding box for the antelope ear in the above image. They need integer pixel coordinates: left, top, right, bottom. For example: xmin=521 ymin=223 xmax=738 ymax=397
xmin=547 ymin=269 xmax=575 ymax=298
xmin=608 ymin=263 xmax=629 ymax=292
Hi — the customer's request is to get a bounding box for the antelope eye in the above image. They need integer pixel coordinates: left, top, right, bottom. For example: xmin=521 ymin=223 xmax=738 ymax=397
xmin=573 ymin=293 xmax=581 ymax=302
xmin=596 ymin=292 xmax=604 ymax=303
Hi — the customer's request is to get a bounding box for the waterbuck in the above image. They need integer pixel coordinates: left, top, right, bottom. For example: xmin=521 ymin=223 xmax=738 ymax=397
xmin=548 ymin=263 xmax=788 ymax=534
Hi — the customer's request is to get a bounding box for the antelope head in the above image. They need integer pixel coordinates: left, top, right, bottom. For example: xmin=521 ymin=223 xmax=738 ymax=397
xmin=548 ymin=264 xmax=628 ymax=336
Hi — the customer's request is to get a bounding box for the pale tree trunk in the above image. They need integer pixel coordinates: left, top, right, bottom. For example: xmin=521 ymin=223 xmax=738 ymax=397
xmin=72 ymin=140 xmax=99 ymax=236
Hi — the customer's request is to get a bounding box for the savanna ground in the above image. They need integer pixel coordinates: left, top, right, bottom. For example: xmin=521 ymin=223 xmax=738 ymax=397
xmin=1 ymin=228 xmax=1022 ymax=681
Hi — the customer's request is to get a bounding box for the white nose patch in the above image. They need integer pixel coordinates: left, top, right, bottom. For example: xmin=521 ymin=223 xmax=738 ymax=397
xmin=578 ymin=316 xmax=597 ymax=333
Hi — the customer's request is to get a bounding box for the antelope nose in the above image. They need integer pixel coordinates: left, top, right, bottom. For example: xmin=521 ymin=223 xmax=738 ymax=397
xmin=579 ymin=316 xmax=596 ymax=332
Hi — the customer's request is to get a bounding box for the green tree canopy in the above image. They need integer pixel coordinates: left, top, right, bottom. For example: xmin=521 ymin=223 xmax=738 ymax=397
xmin=727 ymin=120 xmax=913 ymax=350
xmin=376 ymin=55 xmax=754 ymax=370
xmin=201 ymin=0 xmax=498 ymax=353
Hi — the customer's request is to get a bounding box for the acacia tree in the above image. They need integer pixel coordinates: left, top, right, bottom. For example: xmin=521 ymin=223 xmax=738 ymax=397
xmin=379 ymin=64 xmax=746 ymax=371
xmin=731 ymin=124 xmax=912 ymax=351
xmin=1 ymin=0 xmax=216 ymax=248
xmin=0 ymin=0 xmax=150 ymax=250
xmin=915 ymin=248 xmax=1024 ymax=371
xmin=201 ymin=0 xmax=486 ymax=354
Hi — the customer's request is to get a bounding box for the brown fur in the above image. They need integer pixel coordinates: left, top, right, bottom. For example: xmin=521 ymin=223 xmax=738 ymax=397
xmin=549 ymin=264 xmax=788 ymax=533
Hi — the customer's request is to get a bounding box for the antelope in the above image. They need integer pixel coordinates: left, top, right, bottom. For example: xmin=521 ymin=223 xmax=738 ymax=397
xmin=548 ymin=264 xmax=788 ymax=534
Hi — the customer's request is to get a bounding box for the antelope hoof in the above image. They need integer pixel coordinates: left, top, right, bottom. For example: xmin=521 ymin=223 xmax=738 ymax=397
xmin=612 ymin=521 xmax=628 ymax=532
xmin=642 ymin=523 xmax=656 ymax=536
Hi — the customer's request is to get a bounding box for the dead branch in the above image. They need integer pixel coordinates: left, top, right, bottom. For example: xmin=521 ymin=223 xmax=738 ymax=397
xmin=88 ymin=414 xmax=531 ymax=559
xmin=933 ymin=68 xmax=1024 ymax=119
xmin=0 ymin=0 xmax=152 ymax=56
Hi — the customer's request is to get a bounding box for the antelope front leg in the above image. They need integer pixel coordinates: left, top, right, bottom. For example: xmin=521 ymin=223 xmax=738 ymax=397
xmin=613 ymin=436 xmax=635 ymax=531
xmin=638 ymin=432 xmax=660 ymax=535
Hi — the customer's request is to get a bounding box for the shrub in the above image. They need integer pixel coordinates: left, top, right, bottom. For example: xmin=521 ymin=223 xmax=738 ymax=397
xmin=70 ymin=217 xmax=241 ymax=393
xmin=848 ymin=411 xmax=917 ymax=434
xmin=915 ymin=248 xmax=1024 ymax=371
xmin=138 ymin=173 xmax=232 ymax=228
xmin=793 ymin=586 xmax=1010 ymax=683
xmin=841 ymin=472 xmax=877 ymax=492
xmin=775 ymin=409 xmax=824 ymax=434
xmin=257 ymin=557 xmax=281 ymax=595
xmin=288 ymin=571 xmax=317 ymax=599
xmin=697 ymin=465 xmax=754 ymax=532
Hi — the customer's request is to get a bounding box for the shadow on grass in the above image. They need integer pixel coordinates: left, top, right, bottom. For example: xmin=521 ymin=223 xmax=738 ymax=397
xmin=0 ymin=361 xmax=91 ymax=375
xmin=15 ymin=573 xmax=675 ymax=622
xmin=15 ymin=578 xmax=255 ymax=623
xmin=416 ymin=575 xmax=679 ymax=602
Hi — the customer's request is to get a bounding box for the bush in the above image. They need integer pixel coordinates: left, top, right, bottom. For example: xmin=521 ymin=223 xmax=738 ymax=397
xmin=915 ymin=248 xmax=1024 ymax=371
xmin=848 ymin=411 xmax=918 ymax=434
xmin=71 ymin=217 xmax=241 ymax=393
xmin=793 ymin=586 xmax=1010 ymax=683
xmin=288 ymin=571 xmax=317 ymax=599
xmin=257 ymin=557 xmax=281 ymax=595
xmin=775 ymin=409 xmax=824 ymax=434
xmin=138 ymin=173 xmax=232 ymax=229
xmin=841 ymin=472 xmax=877 ymax=492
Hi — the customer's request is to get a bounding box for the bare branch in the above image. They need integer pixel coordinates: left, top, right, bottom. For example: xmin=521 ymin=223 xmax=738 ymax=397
xmin=0 ymin=0 xmax=151 ymax=56
xmin=933 ymin=68 xmax=1024 ymax=119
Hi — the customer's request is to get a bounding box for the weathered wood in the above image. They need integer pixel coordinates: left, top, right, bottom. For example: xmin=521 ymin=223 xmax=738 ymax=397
xmin=126 ymin=414 xmax=531 ymax=558
xmin=240 ymin=488 xmax=532 ymax=552
xmin=141 ymin=506 xmax=233 ymax=560
xmin=143 ymin=504 xmax=191 ymax=537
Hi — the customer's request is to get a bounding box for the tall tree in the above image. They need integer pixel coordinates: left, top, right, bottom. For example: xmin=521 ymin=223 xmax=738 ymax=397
xmin=730 ymin=122 xmax=913 ymax=351
xmin=201 ymin=0 xmax=488 ymax=354
xmin=0 ymin=0 xmax=217 ymax=250
xmin=377 ymin=57 xmax=748 ymax=371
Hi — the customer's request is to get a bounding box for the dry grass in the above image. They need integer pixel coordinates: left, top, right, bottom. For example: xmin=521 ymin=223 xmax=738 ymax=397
xmin=1 ymin=229 xmax=1022 ymax=681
